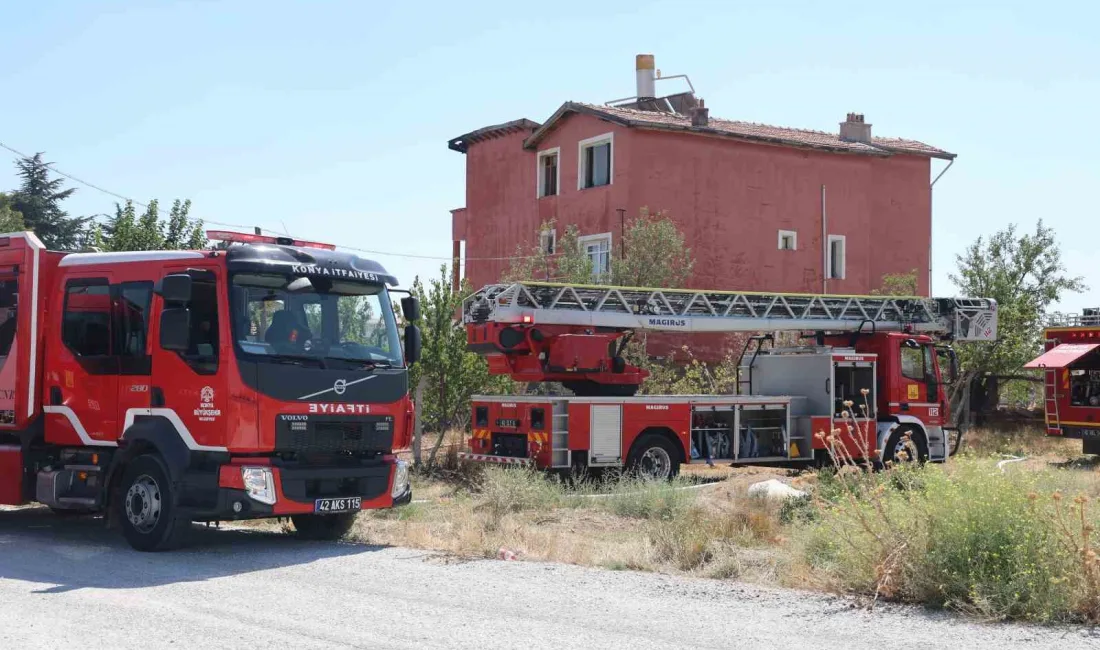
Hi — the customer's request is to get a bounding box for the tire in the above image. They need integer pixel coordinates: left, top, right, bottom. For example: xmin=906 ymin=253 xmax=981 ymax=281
xmin=291 ymin=512 xmax=358 ymax=541
xmin=116 ymin=454 xmax=190 ymax=552
xmin=882 ymin=425 xmax=929 ymax=466
xmin=627 ymin=434 xmax=681 ymax=481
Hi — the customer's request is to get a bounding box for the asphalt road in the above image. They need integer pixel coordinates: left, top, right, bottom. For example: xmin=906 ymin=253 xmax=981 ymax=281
xmin=0 ymin=508 xmax=1097 ymax=650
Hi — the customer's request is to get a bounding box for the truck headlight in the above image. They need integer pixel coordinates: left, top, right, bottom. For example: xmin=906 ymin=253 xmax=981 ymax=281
xmin=241 ymin=466 xmax=277 ymax=505
xmin=391 ymin=459 xmax=410 ymax=499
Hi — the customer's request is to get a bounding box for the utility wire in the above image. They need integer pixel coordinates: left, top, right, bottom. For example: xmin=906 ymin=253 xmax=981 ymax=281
xmin=0 ymin=139 xmax=540 ymax=262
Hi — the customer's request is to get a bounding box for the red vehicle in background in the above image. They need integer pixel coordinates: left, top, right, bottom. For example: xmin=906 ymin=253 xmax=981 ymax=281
xmin=1027 ymin=310 xmax=1100 ymax=455
xmin=0 ymin=230 xmax=420 ymax=550
xmin=460 ymin=282 xmax=997 ymax=478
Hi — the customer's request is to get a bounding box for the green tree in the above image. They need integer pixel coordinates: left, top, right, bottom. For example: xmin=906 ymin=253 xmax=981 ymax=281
xmin=870 ymin=269 xmax=919 ymax=296
xmin=9 ymin=153 xmax=88 ymax=249
xmin=950 ymin=220 xmax=1085 ymax=418
xmin=503 ymin=208 xmax=694 ymax=288
xmin=409 ymin=264 xmax=511 ymax=466
xmin=0 ymin=193 xmax=25 ymax=232
xmin=94 ymin=199 xmax=205 ymax=251
xmin=611 ymin=208 xmax=694 ymax=288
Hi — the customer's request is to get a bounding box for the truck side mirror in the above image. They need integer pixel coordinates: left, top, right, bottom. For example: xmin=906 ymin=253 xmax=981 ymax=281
xmin=160 ymin=307 xmax=192 ymax=352
xmin=404 ymin=324 xmax=421 ymax=365
xmin=155 ymin=273 xmax=193 ymax=304
xmin=401 ymin=296 xmax=421 ymax=322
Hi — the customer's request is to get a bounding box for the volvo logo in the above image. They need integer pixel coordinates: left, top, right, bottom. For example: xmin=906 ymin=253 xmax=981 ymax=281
xmin=297 ymin=375 xmax=376 ymax=400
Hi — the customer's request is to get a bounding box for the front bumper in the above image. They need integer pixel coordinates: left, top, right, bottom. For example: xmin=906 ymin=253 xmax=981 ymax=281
xmin=182 ymin=459 xmax=405 ymax=519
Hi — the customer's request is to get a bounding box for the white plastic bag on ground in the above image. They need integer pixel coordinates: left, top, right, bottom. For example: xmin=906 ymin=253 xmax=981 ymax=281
xmin=747 ymin=479 xmax=807 ymax=502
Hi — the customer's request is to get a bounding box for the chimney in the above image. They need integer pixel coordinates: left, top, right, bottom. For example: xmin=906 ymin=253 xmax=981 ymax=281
xmin=691 ymin=99 xmax=709 ymax=127
xmin=839 ymin=112 xmax=872 ymax=143
xmin=636 ymin=54 xmax=656 ymax=100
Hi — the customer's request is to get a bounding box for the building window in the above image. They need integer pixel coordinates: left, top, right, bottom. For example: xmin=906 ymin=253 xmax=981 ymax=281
xmin=828 ymin=235 xmax=846 ymax=280
xmin=578 ymin=233 xmax=612 ymax=280
xmin=778 ymin=230 xmax=797 ymax=251
xmin=540 ymin=228 xmax=556 ymax=255
xmin=537 ymin=148 xmax=559 ymax=198
xmin=578 ymin=133 xmax=613 ymax=189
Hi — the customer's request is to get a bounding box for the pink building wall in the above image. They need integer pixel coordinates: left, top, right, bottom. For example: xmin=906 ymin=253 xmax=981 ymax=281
xmin=458 ymin=113 xmax=932 ymax=297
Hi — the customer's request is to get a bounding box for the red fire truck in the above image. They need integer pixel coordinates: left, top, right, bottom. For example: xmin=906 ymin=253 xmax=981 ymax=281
xmin=1026 ymin=310 xmax=1100 ymax=455
xmin=0 ymin=230 xmax=420 ymax=550
xmin=459 ymin=282 xmax=997 ymax=478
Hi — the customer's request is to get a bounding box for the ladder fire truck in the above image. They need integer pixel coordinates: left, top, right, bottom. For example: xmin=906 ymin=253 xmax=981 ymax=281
xmin=1026 ymin=309 xmax=1100 ymax=455
xmin=459 ymin=282 xmax=997 ymax=478
xmin=0 ymin=230 xmax=420 ymax=551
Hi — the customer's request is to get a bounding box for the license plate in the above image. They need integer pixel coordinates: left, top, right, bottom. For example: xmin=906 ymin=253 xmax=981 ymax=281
xmin=1082 ymin=429 xmax=1100 ymax=439
xmin=314 ymin=497 xmax=362 ymax=513
xmin=497 ymin=418 xmax=520 ymax=428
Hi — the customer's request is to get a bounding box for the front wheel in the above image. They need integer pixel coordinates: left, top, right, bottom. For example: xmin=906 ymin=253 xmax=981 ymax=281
xmin=116 ymin=454 xmax=190 ymax=552
xmin=627 ymin=434 xmax=681 ymax=481
xmin=882 ymin=425 xmax=929 ymax=466
xmin=291 ymin=513 xmax=358 ymax=540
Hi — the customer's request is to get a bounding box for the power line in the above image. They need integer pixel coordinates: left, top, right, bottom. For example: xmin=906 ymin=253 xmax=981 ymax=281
xmin=0 ymin=139 xmax=540 ymax=263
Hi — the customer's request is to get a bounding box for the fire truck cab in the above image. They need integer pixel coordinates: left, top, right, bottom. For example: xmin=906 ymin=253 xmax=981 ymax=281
xmin=0 ymin=231 xmax=420 ymax=550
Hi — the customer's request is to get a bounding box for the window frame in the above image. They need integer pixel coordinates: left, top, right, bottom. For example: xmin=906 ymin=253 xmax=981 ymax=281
xmin=115 ymin=281 xmax=154 ymax=375
xmin=578 ymin=232 xmax=613 ymax=281
xmin=900 ymin=345 xmax=926 ymax=382
xmin=536 ymin=147 xmax=560 ymax=198
xmin=577 ymin=132 xmax=614 ymax=190
xmin=778 ymin=230 xmax=797 ymax=251
xmin=172 ymin=271 xmax=220 ymax=376
xmin=827 ymin=234 xmax=846 ymax=280
xmin=61 ymin=277 xmax=116 ymax=375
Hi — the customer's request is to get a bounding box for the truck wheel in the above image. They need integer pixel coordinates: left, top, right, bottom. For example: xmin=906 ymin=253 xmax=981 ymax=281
xmin=882 ymin=426 xmax=928 ymax=466
xmin=627 ymin=435 xmax=681 ymax=481
xmin=291 ymin=512 xmax=358 ymax=541
xmin=116 ymin=454 xmax=189 ymax=552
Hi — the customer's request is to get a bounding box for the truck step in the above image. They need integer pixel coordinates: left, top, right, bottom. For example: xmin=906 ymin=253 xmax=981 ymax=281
xmin=56 ymin=497 xmax=98 ymax=507
xmin=63 ymin=464 xmax=103 ymax=472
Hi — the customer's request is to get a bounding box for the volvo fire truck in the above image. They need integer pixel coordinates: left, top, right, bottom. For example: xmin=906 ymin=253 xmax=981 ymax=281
xmin=1027 ymin=309 xmax=1100 ymax=455
xmin=0 ymin=230 xmax=420 ymax=550
xmin=459 ymin=282 xmax=997 ymax=478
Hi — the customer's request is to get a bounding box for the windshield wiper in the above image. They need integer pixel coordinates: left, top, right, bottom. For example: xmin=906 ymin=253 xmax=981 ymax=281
xmin=263 ymin=353 xmax=328 ymax=369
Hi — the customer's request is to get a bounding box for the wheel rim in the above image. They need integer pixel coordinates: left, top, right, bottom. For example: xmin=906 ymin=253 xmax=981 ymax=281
xmin=125 ymin=474 xmax=162 ymax=534
xmin=892 ymin=436 xmax=919 ymax=463
xmin=639 ymin=447 xmax=672 ymax=480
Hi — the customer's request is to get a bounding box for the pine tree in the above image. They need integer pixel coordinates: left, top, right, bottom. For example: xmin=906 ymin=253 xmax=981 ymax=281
xmin=10 ymin=153 xmax=88 ymax=249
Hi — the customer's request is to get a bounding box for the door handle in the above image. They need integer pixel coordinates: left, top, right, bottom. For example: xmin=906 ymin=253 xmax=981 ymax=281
xmin=151 ymin=387 xmax=165 ymax=408
xmin=50 ymin=386 xmax=62 ymax=405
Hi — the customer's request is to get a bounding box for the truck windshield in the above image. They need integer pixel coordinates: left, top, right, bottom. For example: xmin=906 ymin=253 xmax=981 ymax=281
xmin=230 ymin=273 xmax=402 ymax=367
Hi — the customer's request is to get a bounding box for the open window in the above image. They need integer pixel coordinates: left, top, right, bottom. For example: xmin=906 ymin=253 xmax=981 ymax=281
xmin=578 ymin=133 xmax=613 ymax=189
xmin=537 ymin=147 xmax=559 ymax=198
xmin=827 ymin=234 xmax=846 ymax=280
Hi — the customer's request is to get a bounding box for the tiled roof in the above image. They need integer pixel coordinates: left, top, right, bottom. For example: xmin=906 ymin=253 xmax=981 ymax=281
xmin=522 ymin=102 xmax=955 ymax=160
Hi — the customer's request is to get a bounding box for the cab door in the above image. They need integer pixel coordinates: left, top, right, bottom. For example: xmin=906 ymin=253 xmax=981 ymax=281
xmin=114 ymin=279 xmax=156 ymax=430
xmin=147 ymin=267 xmax=230 ymax=451
xmin=45 ymin=275 xmax=120 ymax=446
xmin=897 ymin=341 xmax=944 ymax=425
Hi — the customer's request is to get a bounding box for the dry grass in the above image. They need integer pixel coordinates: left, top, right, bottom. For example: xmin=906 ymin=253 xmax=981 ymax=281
xmin=347 ymin=464 xmax=793 ymax=582
xmin=239 ymin=421 xmax=1100 ymax=623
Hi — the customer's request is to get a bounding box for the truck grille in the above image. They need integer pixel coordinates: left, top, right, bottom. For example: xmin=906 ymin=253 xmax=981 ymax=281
xmin=275 ymin=415 xmax=393 ymax=454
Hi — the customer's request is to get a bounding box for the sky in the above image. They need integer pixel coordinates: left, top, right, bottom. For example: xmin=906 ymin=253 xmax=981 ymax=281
xmin=0 ymin=0 xmax=1097 ymax=311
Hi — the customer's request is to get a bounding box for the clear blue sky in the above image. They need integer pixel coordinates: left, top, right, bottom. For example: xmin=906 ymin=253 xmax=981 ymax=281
xmin=1 ymin=0 xmax=1096 ymax=311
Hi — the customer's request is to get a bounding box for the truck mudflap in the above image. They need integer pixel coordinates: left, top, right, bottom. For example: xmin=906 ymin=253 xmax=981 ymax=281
xmin=194 ymin=458 xmax=407 ymax=518
xmin=457 ymin=452 xmax=533 ymax=466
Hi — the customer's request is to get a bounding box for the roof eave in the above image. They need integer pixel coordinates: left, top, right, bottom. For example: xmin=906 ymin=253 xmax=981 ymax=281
xmin=449 ymin=118 xmax=541 ymax=154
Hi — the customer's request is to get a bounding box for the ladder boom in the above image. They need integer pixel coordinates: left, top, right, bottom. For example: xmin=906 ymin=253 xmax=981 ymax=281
xmin=464 ymin=282 xmax=998 ymax=342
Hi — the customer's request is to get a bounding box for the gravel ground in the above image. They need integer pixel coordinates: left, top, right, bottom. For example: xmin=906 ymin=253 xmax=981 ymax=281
xmin=0 ymin=507 xmax=1097 ymax=649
